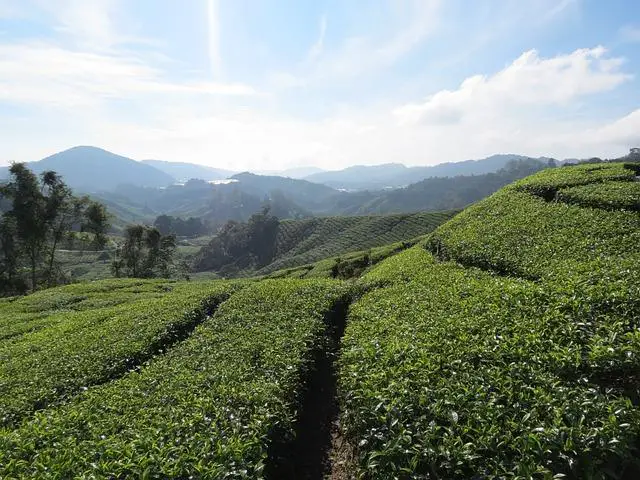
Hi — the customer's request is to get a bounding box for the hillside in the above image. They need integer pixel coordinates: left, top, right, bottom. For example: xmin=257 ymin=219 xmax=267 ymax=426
xmin=141 ymin=159 xmax=236 ymax=182
xmin=354 ymin=157 xmax=547 ymax=214
xmin=257 ymin=210 xmax=457 ymax=274
xmin=1 ymin=146 xmax=175 ymax=191
xmin=193 ymin=210 xmax=457 ymax=276
xmin=1 ymin=163 xmax=639 ymax=478
xmin=229 ymin=172 xmax=340 ymax=212
xmin=94 ymin=158 xmax=548 ymax=230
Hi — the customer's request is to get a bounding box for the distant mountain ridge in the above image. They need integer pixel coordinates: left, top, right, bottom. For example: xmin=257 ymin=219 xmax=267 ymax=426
xmin=257 ymin=166 xmax=326 ymax=179
xmin=0 ymin=146 xmax=174 ymax=192
xmin=304 ymin=154 xmax=548 ymax=190
xmin=141 ymin=160 xmax=236 ymax=182
xmin=1 ymin=146 xmax=552 ymax=227
xmin=2 ymin=146 xmax=553 ymax=194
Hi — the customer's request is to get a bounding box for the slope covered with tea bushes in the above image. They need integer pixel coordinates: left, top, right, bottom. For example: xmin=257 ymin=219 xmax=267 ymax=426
xmin=1 ymin=162 xmax=638 ymax=479
xmin=0 ymin=279 xmax=352 ymax=478
xmin=257 ymin=210 xmax=456 ymax=275
xmin=338 ymin=162 xmax=640 ymax=478
xmin=0 ymin=279 xmax=241 ymax=428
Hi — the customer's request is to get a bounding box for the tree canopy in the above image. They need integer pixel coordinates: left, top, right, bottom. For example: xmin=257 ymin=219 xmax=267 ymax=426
xmin=0 ymin=163 xmax=110 ymax=294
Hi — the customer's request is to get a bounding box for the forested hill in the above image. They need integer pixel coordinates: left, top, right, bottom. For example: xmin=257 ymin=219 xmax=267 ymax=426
xmin=94 ymin=158 xmax=548 ymax=230
xmin=353 ymin=157 xmax=547 ymax=214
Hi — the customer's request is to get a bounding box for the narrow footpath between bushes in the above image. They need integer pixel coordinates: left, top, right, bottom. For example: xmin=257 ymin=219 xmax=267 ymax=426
xmin=265 ymin=298 xmax=353 ymax=480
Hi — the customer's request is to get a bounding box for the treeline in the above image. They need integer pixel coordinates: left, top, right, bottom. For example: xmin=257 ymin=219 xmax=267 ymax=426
xmin=358 ymin=158 xmax=549 ymax=214
xmin=192 ymin=207 xmax=279 ymax=276
xmin=0 ymin=164 xmax=109 ymax=294
xmin=153 ymin=215 xmax=208 ymax=237
xmin=564 ymin=147 xmax=640 ymax=165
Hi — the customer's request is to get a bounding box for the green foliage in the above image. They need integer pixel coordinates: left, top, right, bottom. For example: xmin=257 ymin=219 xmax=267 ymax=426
xmin=267 ymin=237 xmax=422 ymax=280
xmin=192 ymin=206 xmax=280 ymax=275
xmin=0 ymin=279 xmax=350 ymax=479
xmin=0 ymin=279 xmax=240 ymax=427
xmin=1 ymin=159 xmax=638 ymax=478
xmin=112 ymin=224 xmax=177 ymax=278
xmin=557 ymin=181 xmax=640 ymax=211
xmin=512 ymin=162 xmax=637 ymax=200
xmin=338 ymin=163 xmax=640 ymax=478
xmin=428 ymin=166 xmax=640 ymax=282
xmin=0 ymin=163 xmax=110 ymax=294
xmin=340 ymin=247 xmax=640 ymax=478
xmin=154 ymin=214 xmax=208 ymax=237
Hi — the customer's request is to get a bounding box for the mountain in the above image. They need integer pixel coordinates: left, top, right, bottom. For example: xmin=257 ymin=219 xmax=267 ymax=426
xmin=305 ymin=154 xmax=544 ymax=190
xmin=229 ymin=172 xmax=340 ymax=212
xmin=93 ymin=159 xmax=549 ymax=230
xmin=94 ymin=177 xmax=313 ymax=231
xmin=304 ymin=163 xmax=408 ymax=190
xmin=141 ymin=160 xmax=235 ymax=182
xmin=0 ymin=146 xmax=174 ymax=192
xmin=353 ymin=158 xmax=547 ymax=214
xmin=257 ymin=166 xmax=326 ymax=179
xmin=279 ymin=166 xmax=325 ymax=178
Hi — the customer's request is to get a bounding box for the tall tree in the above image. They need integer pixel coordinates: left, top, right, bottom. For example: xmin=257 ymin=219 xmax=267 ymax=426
xmin=0 ymin=163 xmax=111 ymax=293
xmin=1 ymin=163 xmax=48 ymax=289
xmin=0 ymin=216 xmax=21 ymax=293
xmin=83 ymin=201 xmax=110 ymax=250
xmin=113 ymin=224 xmax=176 ymax=278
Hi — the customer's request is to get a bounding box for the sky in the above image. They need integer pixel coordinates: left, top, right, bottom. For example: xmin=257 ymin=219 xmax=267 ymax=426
xmin=1 ymin=0 xmax=640 ymax=171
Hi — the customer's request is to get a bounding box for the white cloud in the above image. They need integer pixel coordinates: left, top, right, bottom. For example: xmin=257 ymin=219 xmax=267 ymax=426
xmin=39 ymin=0 xmax=120 ymax=49
xmin=1 ymin=1 xmax=639 ymax=171
xmin=314 ymin=0 xmax=440 ymax=80
xmin=0 ymin=1 xmax=24 ymax=18
xmin=394 ymin=47 xmax=631 ymax=126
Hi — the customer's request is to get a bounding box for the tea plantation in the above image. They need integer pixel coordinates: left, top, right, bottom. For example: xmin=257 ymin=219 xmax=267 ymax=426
xmin=0 ymin=162 xmax=638 ymax=478
xmin=256 ymin=210 xmax=457 ymax=275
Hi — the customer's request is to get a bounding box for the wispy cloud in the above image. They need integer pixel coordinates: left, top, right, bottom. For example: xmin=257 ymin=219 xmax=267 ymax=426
xmin=543 ymin=0 xmax=580 ymax=21
xmin=619 ymin=25 xmax=640 ymax=43
xmin=207 ymin=0 xmax=223 ymax=80
xmin=1 ymin=0 xmax=639 ymax=169
xmin=270 ymin=0 xmax=441 ymax=88
xmin=312 ymin=0 xmax=441 ymax=80
xmin=0 ymin=42 xmax=256 ymax=108
xmin=307 ymin=14 xmax=327 ymax=62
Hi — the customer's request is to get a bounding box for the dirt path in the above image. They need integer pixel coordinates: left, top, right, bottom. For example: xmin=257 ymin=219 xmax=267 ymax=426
xmin=265 ymin=300 xmax=354 ymax=479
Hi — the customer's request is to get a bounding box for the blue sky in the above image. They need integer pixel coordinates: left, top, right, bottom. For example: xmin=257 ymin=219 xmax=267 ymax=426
xmin=1 ymin=0 xmax=639 ymax=170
